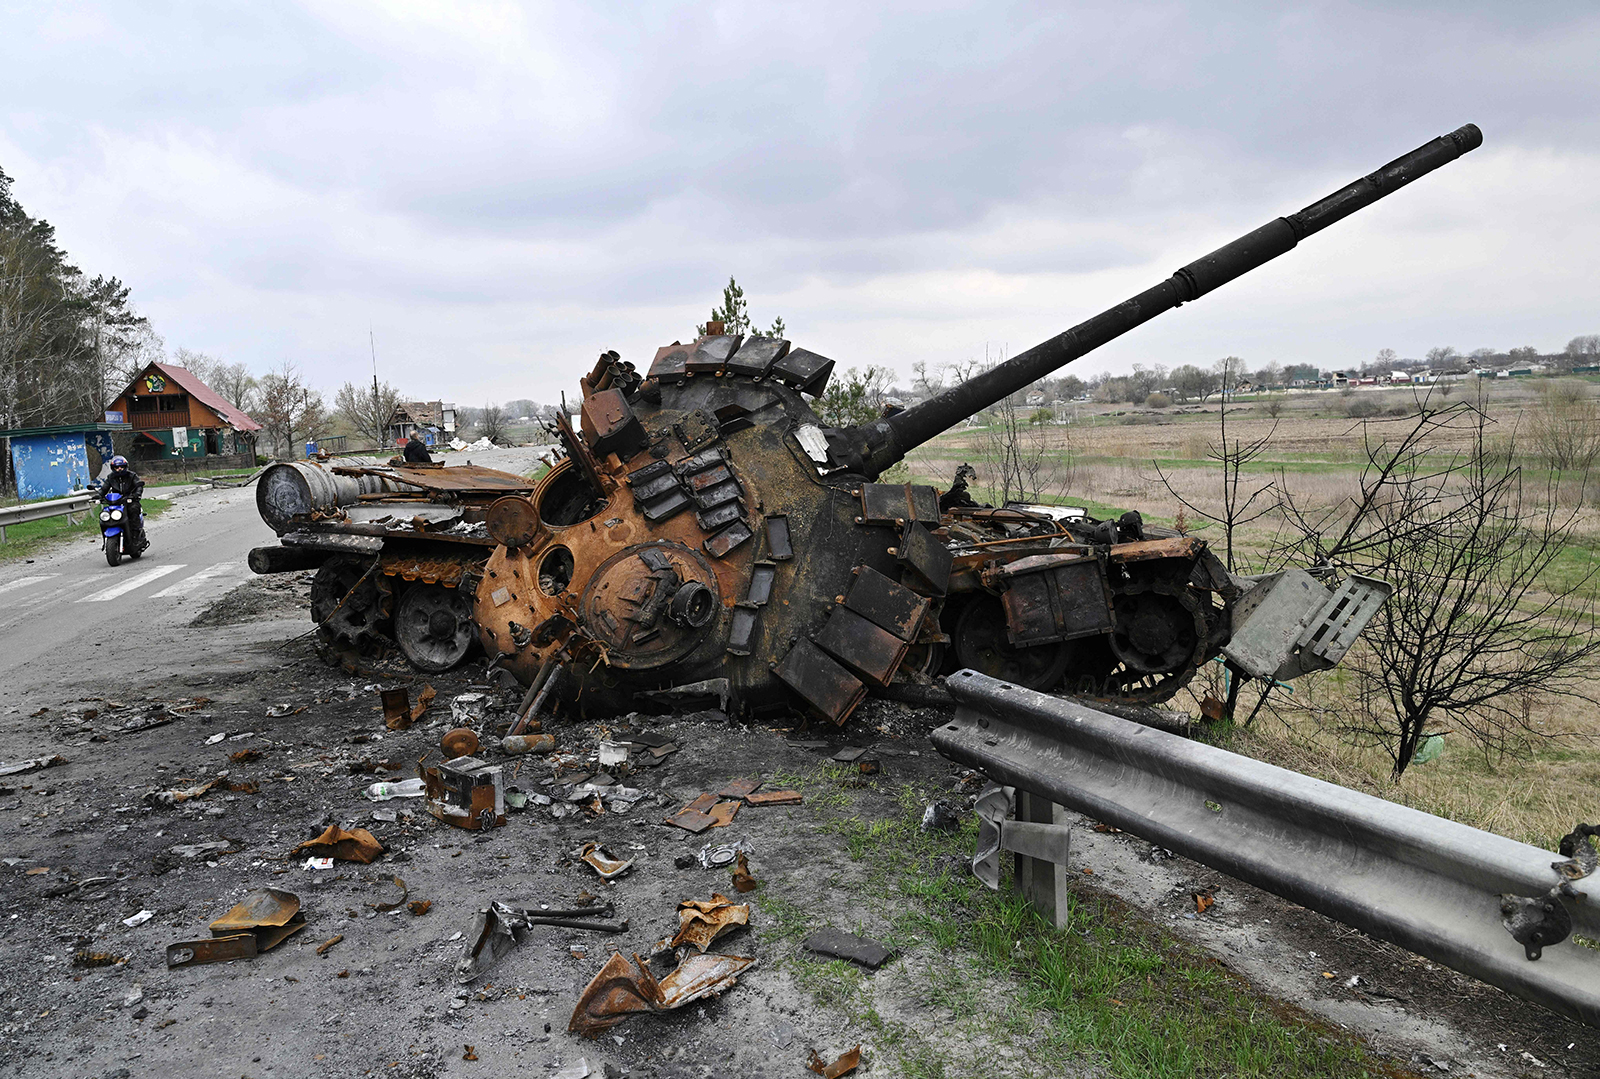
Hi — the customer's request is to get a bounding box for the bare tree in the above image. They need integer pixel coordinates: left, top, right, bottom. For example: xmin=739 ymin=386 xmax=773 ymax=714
xmin=1156 ymin=357 xmax=1275 ymax=571
xmin=977 ymin=401 xmax=1069 ymax=505
xmin=256 ymin=362 xmax=327 ymax=458
xmin=1566 ymin=334 xmax=1600 ymax=371
xmin=1172 ymin=364 xmax=1220 ymax=403
xmin=174 ymin=348 xmax=257 ymax=412
xmin=208 ymin=362 xmax=259 ymax=412
xmin=1527 ymin=380 xmax=1600 ymax=471
xmin=334 ymin=380 xmax=401 ymax=450
xmin=478 ymin=402 xmax=508 ymax=444
xmin=1275 ymin=403 xmax=1600 ymax=778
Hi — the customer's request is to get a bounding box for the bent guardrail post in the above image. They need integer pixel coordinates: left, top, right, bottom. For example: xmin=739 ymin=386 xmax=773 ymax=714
xmin=931 ymin=669 xmax=1600 ymax=1028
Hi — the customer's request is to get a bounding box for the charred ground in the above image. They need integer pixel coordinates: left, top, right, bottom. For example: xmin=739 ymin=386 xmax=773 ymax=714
xmin=0 ymin=573 xmax=1594 ymax=1079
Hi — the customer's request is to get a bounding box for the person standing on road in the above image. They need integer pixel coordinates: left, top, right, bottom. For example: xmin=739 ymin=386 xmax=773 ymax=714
xmin=403 ymin=432 xmax=433 ymax=463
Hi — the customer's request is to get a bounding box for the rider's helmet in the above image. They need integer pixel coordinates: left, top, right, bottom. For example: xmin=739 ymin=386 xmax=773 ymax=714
xmin=109 ymin=455 xmax=129 ymax=471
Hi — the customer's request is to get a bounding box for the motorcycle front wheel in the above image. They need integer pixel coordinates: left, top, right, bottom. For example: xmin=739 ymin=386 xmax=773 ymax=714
xmin=105 ymin=535 xmax=121 ymax=567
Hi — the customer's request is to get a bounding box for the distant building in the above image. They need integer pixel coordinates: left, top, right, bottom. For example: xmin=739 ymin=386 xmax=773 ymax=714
xmin=105 ymin=361 xmax=261 ymax=462
xmin=388 ymin=401 xmax=458 ymax=446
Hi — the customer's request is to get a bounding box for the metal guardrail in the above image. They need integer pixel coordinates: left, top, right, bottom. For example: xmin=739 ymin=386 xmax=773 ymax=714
xmin=0 ymin=492 xmax=96 ymax=542
xmin=931 ymin=669 xmax=1600 ymax=1028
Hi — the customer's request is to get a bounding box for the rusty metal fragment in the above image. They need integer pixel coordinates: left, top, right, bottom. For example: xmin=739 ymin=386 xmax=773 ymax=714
xmin=441 ymin=728 xmax=480 ymax=758
xmin=665 ymin=793 xmax=719 ymax=833
xmin=706 ymin=800 xmax=741 ymax=828
xmin=145 ymin=778 xmax=218 ymax=807
xmin=425 ymin=756 xmax=506 ymax=831
xmin=717 ymin=776 xmax=761 ymax=800
xmin=671 ymin=893 xmax=749 ymax=952
xmin=369 ymin=877 xmax=409 ymax=913
xmin=381 ymin=686 xmax=417 ymax=730
xmin=165 ymin=933 xmax=257 ymax=968
xmin=807 ymin=1046 xmax=862 ymax=1078
xmin=292 ymin=825 xmax=386 ymax=864
xmin=732 ymin=853 xmax=758 ymax=893
xmin=568 ymin=949 xmax=758 ymax=1038
xmin=576 ymin=841 xmax=634 ymax=881
xmin=745 ymin=790 xmax=802 ymax=807
xmin=169 ymin=887 xmax=307 ymax=967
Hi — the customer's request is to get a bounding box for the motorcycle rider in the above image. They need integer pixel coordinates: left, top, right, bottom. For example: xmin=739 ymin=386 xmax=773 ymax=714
xmin=99 ymin=455 xmax=149 ymax=552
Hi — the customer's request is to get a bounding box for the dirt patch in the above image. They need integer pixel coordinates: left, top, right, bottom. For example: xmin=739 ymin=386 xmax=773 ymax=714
xmin=189 ymin=569 xmax=313 ymax=627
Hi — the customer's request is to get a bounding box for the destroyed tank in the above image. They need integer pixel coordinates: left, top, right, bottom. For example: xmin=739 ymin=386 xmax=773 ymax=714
xmin=251 ymin=456 xmax=538 ymax=671
xmin=462 ymin=125 xmax=1483 ymax=725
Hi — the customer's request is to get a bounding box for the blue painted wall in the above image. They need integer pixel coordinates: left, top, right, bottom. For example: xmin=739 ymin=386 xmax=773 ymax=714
xmin=10 ymin=432 xmax=92 ymax=500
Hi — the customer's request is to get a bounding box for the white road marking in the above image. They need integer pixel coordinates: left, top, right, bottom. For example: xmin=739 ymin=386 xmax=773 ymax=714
xmin=0 ymin=575 xmax=59 ymax=596
xmin=76 ymin=564 xmax=186 ymax=602
xmin=150 ymin=562 xmax=242 ymax=598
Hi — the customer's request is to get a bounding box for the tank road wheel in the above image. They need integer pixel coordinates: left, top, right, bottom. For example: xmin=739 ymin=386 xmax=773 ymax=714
xmin=1080 ymin=580 xmax=1210 ymax=705
xmin=310 ymin=555 xmax=392 ymax=648
xmin=394 ymin=583 xmax=476 ymax=673
xmin=952 ymin=596 xmax=1071 ymax=691
xmin=896 ymin=640 xmax=946 ymax=685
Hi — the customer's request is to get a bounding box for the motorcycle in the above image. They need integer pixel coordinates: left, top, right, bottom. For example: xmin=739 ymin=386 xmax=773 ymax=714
xmin=98 ymin=489 xmax=147 ymax=567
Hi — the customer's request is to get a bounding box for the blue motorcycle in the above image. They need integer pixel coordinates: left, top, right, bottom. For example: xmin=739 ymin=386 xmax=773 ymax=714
xmin=98 ymin=489 xmax=147 ymax=567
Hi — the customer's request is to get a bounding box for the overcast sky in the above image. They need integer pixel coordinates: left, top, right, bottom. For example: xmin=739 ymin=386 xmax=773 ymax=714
xmin=3 ymin=1 xmax=1597 ymax=407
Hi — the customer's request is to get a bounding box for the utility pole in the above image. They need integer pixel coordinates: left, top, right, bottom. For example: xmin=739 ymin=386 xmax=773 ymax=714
xmin=370 ymin=328 xmax=382 ymax=449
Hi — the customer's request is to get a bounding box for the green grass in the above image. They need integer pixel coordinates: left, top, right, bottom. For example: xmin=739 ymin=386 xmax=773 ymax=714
xmin=770 ymin=770 xmax=1412 ymax=1079
xmin=0 ymin=496 xmax=172 ymax=563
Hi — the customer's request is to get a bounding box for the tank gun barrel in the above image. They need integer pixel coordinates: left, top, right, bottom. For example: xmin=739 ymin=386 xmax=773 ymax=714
xmin=855 ymin=123 xmax=1482 ymax=477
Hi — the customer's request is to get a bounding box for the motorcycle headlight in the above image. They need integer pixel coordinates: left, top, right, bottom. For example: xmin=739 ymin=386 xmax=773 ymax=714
xmin=110 ymin=509 xmax=123 ymax=520
xmin=100 ymin=512 xmax=111 ymax=522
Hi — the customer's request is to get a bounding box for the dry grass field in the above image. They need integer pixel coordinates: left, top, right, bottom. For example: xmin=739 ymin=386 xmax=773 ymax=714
xmin=905 ymin=378 xmax=1600 ymax=849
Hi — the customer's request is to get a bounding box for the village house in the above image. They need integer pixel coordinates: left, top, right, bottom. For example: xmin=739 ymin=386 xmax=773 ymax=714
xmin=387 ymin=401 xmax=458 ymax=447
xmin=104 ymin=361 xmax=261 ymax=468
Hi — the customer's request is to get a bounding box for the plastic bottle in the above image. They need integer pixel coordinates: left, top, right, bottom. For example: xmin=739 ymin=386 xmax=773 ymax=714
xmin=365 ymin=777 xmax=426 ymax=800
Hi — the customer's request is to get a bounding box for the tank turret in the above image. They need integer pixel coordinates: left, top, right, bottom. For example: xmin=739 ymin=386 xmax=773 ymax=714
xmin=471 ymin=126 xmax=1482 ymax=725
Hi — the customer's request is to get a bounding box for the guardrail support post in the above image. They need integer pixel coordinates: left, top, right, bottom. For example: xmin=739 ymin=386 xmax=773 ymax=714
xmin=973 ymin=784 xmax=1076 ymax=929
xmin=1015 ymin=790 xmax=1072 ymax=928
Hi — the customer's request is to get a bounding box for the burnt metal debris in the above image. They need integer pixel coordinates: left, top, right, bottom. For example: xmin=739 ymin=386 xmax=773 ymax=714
xmin=250 ymin=125 xmax=1482 ymax=724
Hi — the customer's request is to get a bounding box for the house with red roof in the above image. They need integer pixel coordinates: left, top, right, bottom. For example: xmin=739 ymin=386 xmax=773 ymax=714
xmin=105 ymin=361 xmax=262 ymax=463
